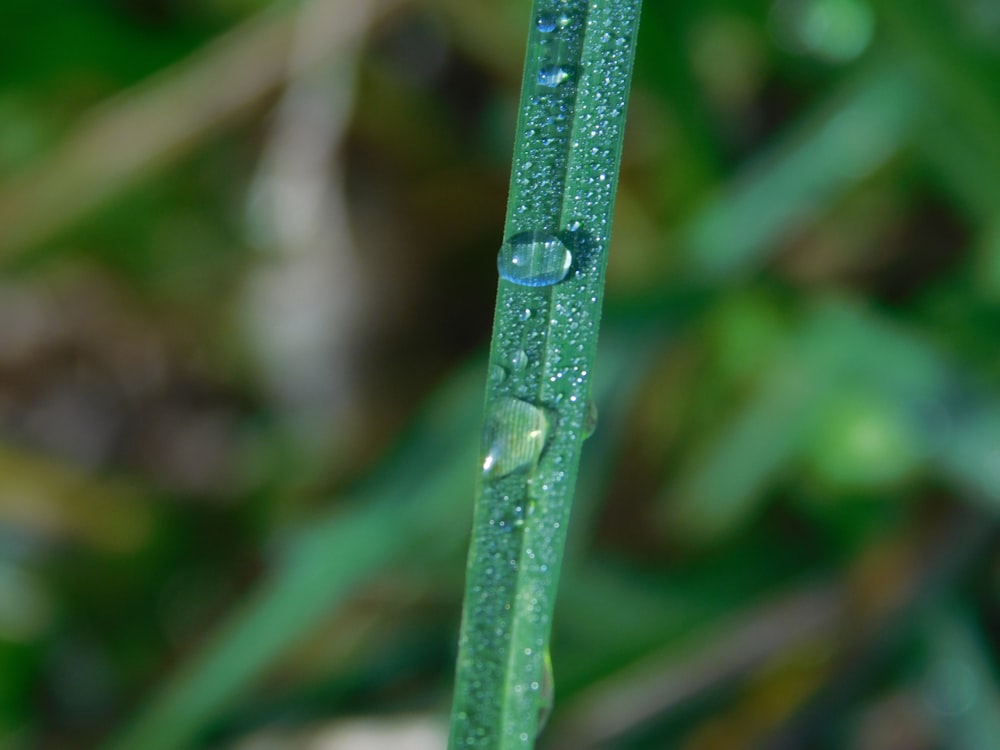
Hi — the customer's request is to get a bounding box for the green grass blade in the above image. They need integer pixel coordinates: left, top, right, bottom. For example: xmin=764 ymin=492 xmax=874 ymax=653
xmin=103 ymin=330 xmax=651 ymax=750
xmin=448 ymin=1 xmax=642 ymax=748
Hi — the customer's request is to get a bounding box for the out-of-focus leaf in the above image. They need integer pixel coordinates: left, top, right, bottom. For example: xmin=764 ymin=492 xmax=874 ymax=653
xmin=104 ymin=364 xmax=484 ymax=750
xmin=922 ymin=604 xmax=1000 ymax=750
xmin=679 ymin=60 xmax=920 ymax=278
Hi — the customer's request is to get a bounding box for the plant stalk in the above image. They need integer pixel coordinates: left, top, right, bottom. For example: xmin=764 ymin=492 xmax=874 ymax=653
xmin=448 ymin=1 xmax=642 ymax=747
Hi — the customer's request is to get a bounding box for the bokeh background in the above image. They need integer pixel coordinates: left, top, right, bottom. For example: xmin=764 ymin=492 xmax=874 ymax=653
xmin=1 ymin=0 xmax=999 ymax=748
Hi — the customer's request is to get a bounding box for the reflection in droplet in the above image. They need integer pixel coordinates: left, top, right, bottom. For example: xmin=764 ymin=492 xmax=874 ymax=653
xmin=537 ymin=65 xmax=572 ymax=88
xmin=489 ymin=364 xmax=508 ymax=387
xmin=498 ymin=232 xmax=573 ymax=288
xmin=482 ymin=398 xmax=550 ymax=477
xmin=536 ymin=14 xmax=557 ymax=33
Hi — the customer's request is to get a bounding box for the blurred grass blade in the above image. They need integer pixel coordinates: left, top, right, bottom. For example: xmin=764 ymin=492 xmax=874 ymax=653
xmin=668 ymin=354 xmax=825 ymax=540
xmin=679 ymin=60 xmax=920 ymax=278
xmin=881 ymin=0 xmax=1000 ymax=221
xmin=807 ymin=302 xmax=1000 ymax=511
xmin=0 ymin=0 xmax=390 ymax=261
xmin=667 ymin=298 xmax=1000 ymax=540
xmin=879 ymin=0 xmax=1000 ymax=176
xmin=923 ymin=605 xmax=1000 ymax=750
xmin=104 ymin=366 xmax=485 ymax=750
xmin=553 ymin=585 xmax=844 ymax=749
xmin=448 ymin=1 xmax=642 ymax=747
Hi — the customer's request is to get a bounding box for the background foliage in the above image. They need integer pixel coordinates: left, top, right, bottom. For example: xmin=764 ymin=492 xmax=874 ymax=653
xmin=0 ymin=0 xmax=998 ymax=748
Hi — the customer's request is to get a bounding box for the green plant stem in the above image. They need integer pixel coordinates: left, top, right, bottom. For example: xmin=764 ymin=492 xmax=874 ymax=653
xmin=448 ymin=1 xmax=642 ymax=748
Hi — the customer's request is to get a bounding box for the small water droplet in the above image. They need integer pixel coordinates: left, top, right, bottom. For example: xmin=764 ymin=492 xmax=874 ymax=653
xmin=537 ymin=650 xmax=555 ymax=735
xmin=512 ymin=350 xmax=528 ymax=370
xmin=498 ymin=231 xmax=572 ymax=288
xmin=536 ymin=14 xmax=557 ymax=32
xmin=583 ymin=400 xmax=599 ymax=438
xmin=482 ymin=398 xmax=550 ymax=477
xmin=537 ymin=65 xmax=571 ymax=87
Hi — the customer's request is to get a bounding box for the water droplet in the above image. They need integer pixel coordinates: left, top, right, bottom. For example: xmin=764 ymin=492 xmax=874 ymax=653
xmin=482 ymin=398 xmax=550 ymax=477
xmin=489 ymin=364 xmax=507 ymax=386
xmin=537 ymin=65 xmax=571 ymax=87
xmin=512 ymin=350 xmax=528 ymax=370
xmin=536 ymin=14 xmax=557 ymax=32
xmin=498 ymin=232 xmax=572 ymax=288
xmin=583 ymin=399 xmax=599 ymax=438
xmin=537 ymin=650 xmax=555 ymax=734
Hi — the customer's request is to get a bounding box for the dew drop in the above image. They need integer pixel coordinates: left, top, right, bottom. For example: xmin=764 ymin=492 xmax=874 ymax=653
xmin=511 ymin=350 xmax=528 ymax=370
xmin=536 ymin=14 xmax=557 ymax=32
xmin=537 ymin=65 xmax=571 ymax=87
xmin=498 ymin=231 xmax=572 ymax=288
xmin=482 ymin=398 xmax=550 ymax=477
xmin=489 ymin=364 xmax=507 ymax=386
xmin=583 ymin=399 xmax=599 ymax=438
xmin=537 ymin=650 xmax=555 ymax=735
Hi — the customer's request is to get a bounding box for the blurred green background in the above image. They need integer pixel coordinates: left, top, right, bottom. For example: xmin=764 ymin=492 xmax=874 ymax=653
xmin=1 ymin=0 xmax=998 ymax=748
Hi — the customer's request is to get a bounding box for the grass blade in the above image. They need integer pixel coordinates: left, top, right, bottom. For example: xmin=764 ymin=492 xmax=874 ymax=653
xmin=448 ymin=1 xmax=642 ymax=748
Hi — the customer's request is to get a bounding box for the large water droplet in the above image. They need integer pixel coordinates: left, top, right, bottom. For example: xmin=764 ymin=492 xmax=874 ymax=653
xmin=537 ymin=65 xmax=571 ymax=87
xmin=536 ymin=14 xmax=557 ymax=32
xmin=482 ymin=398 xmax=549 ymax=477
xmin=498 ymin=232 xmax=572 ymax=288
xmin=489 ymin=364 xmax=507 ymax=387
